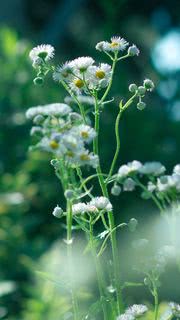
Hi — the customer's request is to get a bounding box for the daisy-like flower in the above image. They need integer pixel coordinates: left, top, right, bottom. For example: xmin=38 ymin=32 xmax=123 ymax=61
xmin=53 ymin=62 xmax=73 ymax=82
xmin=72 ymin=202 xmax=88 ymax=215
xmin=72 ymin=124 xmax=96 ymax=143
xmin=87 ymin=63 xmax=112 ymax=89
xmin=139 ymin=162 xmax=166 ymax=176
xmin=70 ymin=56 xmax=94 ymax=73
xmin=118 ymin=161 xmax=142 ymax=180
xmin=169 ymin=302 xmax=180 ymax=317
xmin=70 ymin=77 xmax=85 ymax=94
xmin=89 ymin=197 xmax=112 ymax=211
xmin=173 ymin=164 xmax=180 ymax=175
xmin=26 ymin=103 xmax=71 ymax=119
xmin=37 ymin=136 xmax=66 ymax=155
xmin=76 ymin=150 xmax=99 ymax=168
xmin=103 ymin=36 xmax=129 ymax=52
xmin=157 ymin=174 xmax=180 ymax=193
xmin=64 ymin=95 xmax=94 ymax=106
xmin=126 ymin=304 xmax=148 ymax=318
xmin=29 ymin=44 xmax=55 ymax=62
xmin=117 ymin=314 xmax=134 ymax=320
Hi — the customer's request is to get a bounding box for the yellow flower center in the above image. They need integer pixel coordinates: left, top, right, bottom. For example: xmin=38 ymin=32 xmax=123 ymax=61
xmin=66 ymin=151 xmax=74 ymax=158
xmin=110 ymin=42 xmax=119 ymax=48
xmin=81 ymin=131 xmax=89 ymax=138
xmin=49 ymin=140 xmax=59 ymax=149
xmin=95 ymin=70 xmax=105 ymax=79
xmin=80 ymin=154 xmax=90 ymax=161
xmin=73 ymin=79 xmax=84 ymax=88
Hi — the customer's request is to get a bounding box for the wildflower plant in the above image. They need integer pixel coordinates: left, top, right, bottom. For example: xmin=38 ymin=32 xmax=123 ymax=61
xmin=26 ymin=36 xmax=180 ymax=320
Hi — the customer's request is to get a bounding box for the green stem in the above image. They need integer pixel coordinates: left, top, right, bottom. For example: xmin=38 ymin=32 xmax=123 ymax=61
xmin=153 ymin=286 xmax=159 ymax=320
xmin=89 ymin=216 xmax=109 ymax=320
xmin=93 ymin=95 xmax=124 ymax=315
xmin=66 ymin=201 xmax=79 ymax=320
xmin=108 ymin=108 xmax=122 ymax=179
xmin=100 ymin=56 xmax=117 ymax=104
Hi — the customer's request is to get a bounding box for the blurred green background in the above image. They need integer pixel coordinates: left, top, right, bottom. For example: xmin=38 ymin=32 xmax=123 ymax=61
xmin=0 ymin=0 xmax=180 ymax=318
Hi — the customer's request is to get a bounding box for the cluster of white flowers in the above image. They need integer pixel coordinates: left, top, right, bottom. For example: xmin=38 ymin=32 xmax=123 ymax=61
xmin=26 ymin=103 xmax=99 ymax=168
xmin=169 ymin=302 xmax=180 ymax=317
xmin=29 ymin=44 xmax=55 ymax=64
xmin=53 ymin=56 xmax=112 ymax=93
xmin=72 ymin=197 xmax=112 ymax=215
xmin=117 ymin=304 xmax=148 ymax=320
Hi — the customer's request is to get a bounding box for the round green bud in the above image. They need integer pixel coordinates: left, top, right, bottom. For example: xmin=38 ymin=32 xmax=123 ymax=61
xmin=137 ymin=86 xmax=146 ymax=96
xmin=33 ymin=77 xmax=44 ymax=86
xmin=129 ymin=83 xmax=137 ymax=93
xmin=64 ymin=189 xmax=75 ymax=200
xmin=137 ymin=101 xmax=146 ymax=110
xmin=128 ymin=218 xmax=138 ymax=232
xmin=52 ymin=205 xmax=63 ymax=218
xmin=143 ymin=79 xmax=154 ymax=91
xmin=111 ymin=185 xmax=121 ymax=196
xmin=33 ymin=114 xmax=45 ymax=125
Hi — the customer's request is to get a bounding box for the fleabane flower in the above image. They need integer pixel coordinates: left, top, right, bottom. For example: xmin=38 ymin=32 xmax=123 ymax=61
xmin=26 ymin=103 xmax=71 ymax=119
xmin=173 ymin=164 xmax=180 ymax=175
xmin=53 ymin=62 xmax=73 ymax=82
xmin=89 ymin=197 xmax=112 ymax=211
xmin=70 ymin=77 xmax=85 ymax=94
xmin=70 ymin=56 xmax=94 ymax=73
xmin=169 ymin=302 xmax=180 ymax=317
xmin=117 ymin=314 xmax=134 ymax=320
xmin=126 ymin=304 xmax=148 ymax=318
xmin=118 ymin=160 xmax=142 ymax=180
xmin=72 ymin=203 xmax=88 ymax=215
xmin=104 ymin=36 xmax=129 ymax=52
xmin=72 ymin=124 xmax=96 ymax=143
xmin=157 ymin=174 xmax=180 ymax=193
xmin=139 ymin=162 xmax=166 ymax=176
xmin=76 ymin=150 xmax=99 ymax=168
xmin=29 ymin=44 xmax=55 ymax=62
xmin=87 ymin=63 xmax=112 ymax=89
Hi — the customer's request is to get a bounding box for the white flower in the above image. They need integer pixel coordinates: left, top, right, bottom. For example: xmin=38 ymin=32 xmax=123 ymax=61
xmin=123 ymin=178 xmax=136 ymax=191
xmin=72 ymin=124 xmax=96 ymax=143
xmin=169 ymin=302 xmax=180 ymax=317
xmin=69 ymin=77 xmax=85 ymax=94
xmin=64 ymin=95 xmax=94 ymax=106
xmin=126 ymin=304 xmax=148 ymax=318
xmin=29 ymin=44 xmax=55 ymax=62
xmin=173 ymin=164 xmax=180 ymax=175
xmin=104 ymin=36 xmax=129 ymax=52
xmin=139 ymin=162 xmax=166 ymax=176
xmin=89 ymin=197 xmax=112 ymax=211
xmin=128 ymin=44 xmax=140 ymax=56
xmin=147 ymin=181 xmax=156 ymax=192
xmin=117 ymin=314 xmax=134 ymax=320
xmin=70 ymin=56 xmax=94 ymax=72
xmin=118 ymin=161 xmax=142 ymax=179
xmin=72 ymin=202 xmax=88 ymax=215
xmin=75 ymin=150 xmax=99 ymax=168
xmin=87 ymin=63 xmax=112 ymax=89
xmin=157 ymin=174 xmax=180 ymax=192
xmin=26 ymin=103 xmax=71 ymax=119
xmin=37 ymin=136 xmax=66 ymax=155
xmin=53 ymin=62 xmax=73 ymax=81
xmin=95 ymin=41 xmax=108 ymax=52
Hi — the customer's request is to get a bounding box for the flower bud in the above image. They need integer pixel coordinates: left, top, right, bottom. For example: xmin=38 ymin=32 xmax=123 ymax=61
xmin=33 ymin=114 xmax=45 ymax=125
xmin=30 ymin=126 xmax=43 ymax=136
xmin=129 ymin=83 xmax=137 ymax=93
xmin=137 ymin=86 xmax=146 ymax=96
xmin=111 ymin=184 xmax=121 ymax=196
xmin=50 ymin=159 xmax=59 ymax=168
xmin=143 ymin=79 xmax=154 ymax=91
xmin=33 ymin=77 xmax=44 ymax=86
xmin=52 ymin=205 xmax=63 ymax=218
xmin=128 ymin=218 xmax=138 ymax=232
xmin=144 ymin=277 xmax=151 ymax=287
xmin=64 ymin=189 xmax=75 ymax=200
xmin=137 ymin=101 xmax=146 ymax=110
xmin=128 ymin=44 xmax=140 ymax=56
